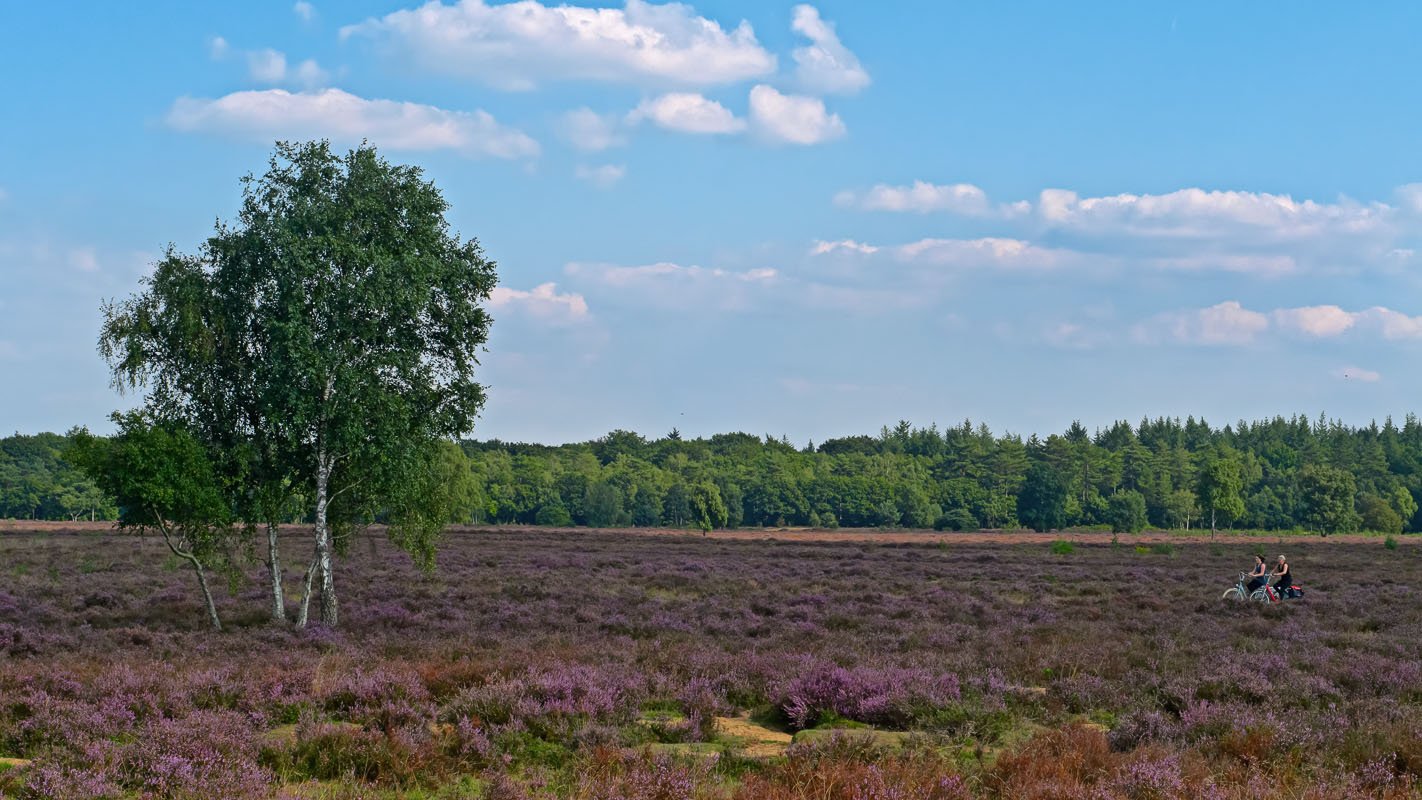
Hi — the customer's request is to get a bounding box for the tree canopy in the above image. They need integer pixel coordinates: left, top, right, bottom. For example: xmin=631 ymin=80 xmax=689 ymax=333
xmin=95 ymin=140 xmax=497 ymax=627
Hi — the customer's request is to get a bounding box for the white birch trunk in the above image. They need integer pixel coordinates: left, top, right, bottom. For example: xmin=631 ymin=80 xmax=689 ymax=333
xmin=296 ymin=548 xmax=319 ymax=628
xmin=314 ymin=447 xmax=338 ymax=627
xmin=267 ymin=521 xmax=286 ymax=623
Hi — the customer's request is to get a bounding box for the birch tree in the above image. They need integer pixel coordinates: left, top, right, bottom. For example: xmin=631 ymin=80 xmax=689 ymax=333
xmin=100 ymin=140 xmax=497 ymax=627
xmin=68 ymin=414 xmax=238 ymax=630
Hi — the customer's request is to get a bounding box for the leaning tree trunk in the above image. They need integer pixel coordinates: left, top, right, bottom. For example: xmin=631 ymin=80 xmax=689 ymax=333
xmin=191 ymin=558 xmax=223 ymax=632
xmin=296 ymin=547 xmax=319 ymax=628
xmin=154 ymin=517 xmax=222 ymax=631
xmin=267 ymin=521 xmax=285 ymax=623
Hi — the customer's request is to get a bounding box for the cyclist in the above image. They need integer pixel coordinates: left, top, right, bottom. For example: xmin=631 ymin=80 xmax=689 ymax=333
xmin=1271 ymin=555 xmax=1294 ymax=598
xmin=1245 ymin=554 xmax=1268 ymax=594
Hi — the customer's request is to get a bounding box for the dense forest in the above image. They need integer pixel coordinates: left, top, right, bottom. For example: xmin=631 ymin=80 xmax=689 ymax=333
xmin=7 ymin=414 xmax=1422 ymax=534
xmin=0 ymin=432 xmax=115 ymax=521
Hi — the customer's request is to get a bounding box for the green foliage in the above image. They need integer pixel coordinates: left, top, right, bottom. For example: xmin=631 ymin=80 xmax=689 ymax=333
xmin=934 ymin=508 xmax=979 ymax=532
xmin=1105 ymin=490 xmax=1148 ymax=533
xmin=1358 ymin=493 xmax=1403 ymax=535
xmin=1198 ymin=452 xmax=1245 ymax=532
xmin=94 ymin=141 xmax=497 ymax=626
xmin=1299 ymin=464 xmax=1361 ymax=536
xmin=1019 ymin=464 xmax=1068 ymax=532
xmin=1384 ymin=534 xmax=1398 ymax=551
xmin=1049 ymin=540 xmax=1075 ymax=555
xmin=0 ymin=432 xmax=115 ymax=520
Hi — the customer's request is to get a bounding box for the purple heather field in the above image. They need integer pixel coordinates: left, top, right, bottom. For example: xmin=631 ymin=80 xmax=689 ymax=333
xmin=1 ymin=528 xmax=1421 ymax=799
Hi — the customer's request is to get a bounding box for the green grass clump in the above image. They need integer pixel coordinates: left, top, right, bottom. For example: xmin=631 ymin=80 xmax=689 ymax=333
xmin=1049 ymin=540 xmax=1075 ymax=556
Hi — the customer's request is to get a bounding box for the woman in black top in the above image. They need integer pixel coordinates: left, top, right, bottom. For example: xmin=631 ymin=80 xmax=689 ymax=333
xmin=1246 ymin=554 xmax=1267 ymax=593
xmin=1272 ymin=555 xmax=1293 ymax=596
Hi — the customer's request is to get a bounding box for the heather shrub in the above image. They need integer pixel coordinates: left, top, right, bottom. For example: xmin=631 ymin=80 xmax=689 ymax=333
xmin=772 ymin=660 xmax=960 ymax=729
xmin=570 ymin=748 xmax=711 ymax=800
xmin=26 ymin=709 xmax=270 ymax=800
xmin=6 ymin=528 xmax=1422 ymax=797
xmin=736 ymin=748 xmax=969 ymax=800
xmin=317 ymin=666 xmax=431 ymax=732
xmin=261 ymin=716 xmax=433 ymax=787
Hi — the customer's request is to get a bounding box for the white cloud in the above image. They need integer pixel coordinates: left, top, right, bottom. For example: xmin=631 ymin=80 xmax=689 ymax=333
xmin=1035 ymin=187 xmax=1390 ymax=242
xmin=748 ymin=84 xmax=844 ymax=144
xmin=245 ymin=48 xmax=329 ymax=88
xmin=1357 ymin=307 xmax=1422 ymax=339
xmin=1136 ymin=301 xmax=1270 ymax=346
xmin=1137 ymin=302 xmax=1422 ymax=346
xmin=341 ymin=0 xmax=776 ymax=90
xmin=575 ymin=164 xmax=626 ymax=189
xmin=1272 ymin=305 xmax=1357 ymax=337
xmin=560 ymin=108 xmax=627 ymax=152
xmin=810 ymin=239 xmax=878 ymax=255
xmin=489 ymin=283 xmax=589 ymax=323
xmin=833 ymin=180 xmax=1413 ymax=275
xmin=895 ymin=237 xmax=1069 ymax=269
xmin=790 ymin=5 xmax=869 ymax=95
xmin=1334 ymin=366 xmax=1381 ymax=383
xmin=628 ymin=92 xmax=745 ymax=134
xmin=291 ymin=59 xmax=331 ymax=89
xmin=247 ymin=48 xmax=289 ymax=83
xmin=209 ymin=36 xmax=230 ymax=59
xmin=1396 ymin=183 xmax=1422 ymax=215
xmin=293 ymin=1 xmax=316 ymax=22
xmin=835 ymin=181 xmax=992 ymax=215
xmin=166 ymin=88 xmax=539 ymax=160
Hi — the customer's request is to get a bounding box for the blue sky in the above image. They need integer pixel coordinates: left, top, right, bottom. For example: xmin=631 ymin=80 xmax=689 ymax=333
xmin=4 ymin=1 xmax=1422 ymax=443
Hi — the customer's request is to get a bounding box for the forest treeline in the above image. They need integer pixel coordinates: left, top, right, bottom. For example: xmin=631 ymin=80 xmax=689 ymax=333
xmin=7 ymin=414 xmax=1422 ymax=534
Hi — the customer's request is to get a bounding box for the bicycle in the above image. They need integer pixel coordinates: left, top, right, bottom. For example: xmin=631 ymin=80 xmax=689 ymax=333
xmin=1222 ymin=572 xmax=1270 ymax=603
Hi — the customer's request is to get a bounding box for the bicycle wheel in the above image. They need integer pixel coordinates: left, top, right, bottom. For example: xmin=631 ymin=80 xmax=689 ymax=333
xmin=1222 ymin=587 xmax=1244 ymax=601
xmin=1250 ymin=588 xmax=1271 ymax=604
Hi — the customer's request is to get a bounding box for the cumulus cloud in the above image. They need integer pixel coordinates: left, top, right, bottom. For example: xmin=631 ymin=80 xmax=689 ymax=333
xmin=1137 ymin=302 xmax=1422 ymax=346
xmin=293 ymin=1 xmax=316 ymax=22
xmin=1272 ymin=305 xmax=1357 ymax=337
xmin=628 ymin=92 xmax=745 ymax=134
xmin=574 ymin=164 xmax=626 ymax=189
xmin=790 ymin=5 xmax=869 ymax=95
xmin=341 ymin=0 xmax=776 ymax=90
xmin=1035 ymin=187 xmax=1391 ymax=242
xmin=489 ymin=283 xmax=589 ymax=323
xmin=832 ymin=180 xmax=1416 ymax=274
xmin=1334 ymin=366 xmax=1381 ymax=383
xmin=810 ymin=239 xmax=879 ymax=255
xmin=894 ymin=237 xmax=1071 ymax=269
xmin=834 ymin=181 xmax=994 ymax=215
xmin=165 ymin=88 xmax=539 ymax=160
xmin=748 ymin=84 xmax=844 ymax=144
xmin=560 ymin=108 xmax=627 ymax=152
xmin=1135 ymin=301 xmax=1271 ymax=346
xmin=247 ymin=48 xmax=289 ymax=83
